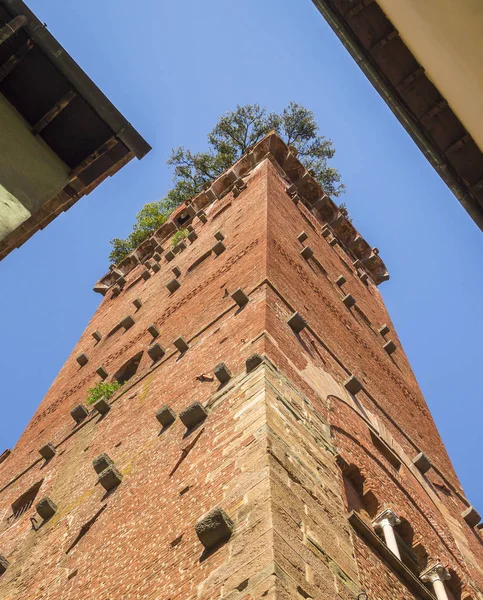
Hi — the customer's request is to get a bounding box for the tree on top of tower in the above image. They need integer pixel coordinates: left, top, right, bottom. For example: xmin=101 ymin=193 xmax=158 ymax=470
xmin=109 ymin=102 xmax=345 ymax=264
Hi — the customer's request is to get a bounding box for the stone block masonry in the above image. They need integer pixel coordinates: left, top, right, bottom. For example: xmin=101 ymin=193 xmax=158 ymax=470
xmin=0 ymin=133 xmax=481 ymax=599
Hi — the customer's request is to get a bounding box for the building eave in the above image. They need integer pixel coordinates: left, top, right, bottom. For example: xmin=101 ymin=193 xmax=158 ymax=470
xmin=312 ymin=0 xmax=483 ymax=232
xmin=0 ymin=1 xmax=151 ymax=260
xmin=0 ymin=0 xmax=151 ymax=160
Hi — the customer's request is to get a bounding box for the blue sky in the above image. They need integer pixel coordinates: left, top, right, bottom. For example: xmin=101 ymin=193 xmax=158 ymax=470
xmin=1 ymin=0 xmax=481 ymax=513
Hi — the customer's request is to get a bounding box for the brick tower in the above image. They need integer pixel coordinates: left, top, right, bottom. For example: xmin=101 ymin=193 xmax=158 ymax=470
xmin=0 ymin=132 xmax=481 ymax=600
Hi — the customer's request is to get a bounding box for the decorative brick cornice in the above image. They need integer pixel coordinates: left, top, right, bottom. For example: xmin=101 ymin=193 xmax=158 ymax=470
xmin=94 ymin=132 xmax=388 ymax=293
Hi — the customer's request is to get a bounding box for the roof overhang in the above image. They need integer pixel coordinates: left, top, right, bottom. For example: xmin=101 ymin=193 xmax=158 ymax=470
xmin=0 ymin=0 xmax=151 ymax=259
xmin=312 ymin=0 xmax=483 ymax=231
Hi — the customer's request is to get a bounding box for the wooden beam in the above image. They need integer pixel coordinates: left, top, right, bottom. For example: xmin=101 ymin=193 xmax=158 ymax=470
xmin=370 ymin=30 xmax=399 ymax=52
xmin=396 ymin=66 xmax=425 ymax=93
xmin=420 ymin=100 xmax=448 ymax=125
xmin=471 ymin=178 xmax=483 ymax=191
xmin=446 ymin=133 xmax=471 ymax=154
xmin=32 ymin=90 xmax=77 ymax=136
xmin=0 ymin=39 xmax=33 ymax=83
xmin=69 ymin=135 xmax=118 ymax=179
xmin=0 ymin=16 xmax=28 ymax=46
xmin=81 ymin=151 xmax=133 ymax=196
xmin=345 ymin=0 xmax=375 ymax=19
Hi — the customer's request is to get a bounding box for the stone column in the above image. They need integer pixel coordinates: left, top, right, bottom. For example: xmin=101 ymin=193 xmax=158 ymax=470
xmin=372 ymin=508 xmax=402 ymax=559
xmin=420 ymin=563 xmax=451 ymax=600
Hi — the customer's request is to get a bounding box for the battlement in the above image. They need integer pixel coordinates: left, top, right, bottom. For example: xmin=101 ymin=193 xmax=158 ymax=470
xmin=94 ymin=131 xmax=388 ymax=295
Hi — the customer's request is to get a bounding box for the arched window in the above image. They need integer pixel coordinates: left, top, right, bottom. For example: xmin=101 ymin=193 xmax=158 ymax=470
xmin=341 ymin=464 xmax=379 ymax=518
xmin=394 ymin=519 xmax=424 ymax=575
xmin=113 ymin=351 xmax=144 ymax=385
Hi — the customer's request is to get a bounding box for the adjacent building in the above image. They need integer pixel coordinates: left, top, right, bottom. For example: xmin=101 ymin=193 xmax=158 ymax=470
xmin=0 ymin=0 xmax=150 ymax=261
xmin=312 ymin=0 xmax=483 ymax=231
xmin=0 ymin=132 xmax=480 ymax=599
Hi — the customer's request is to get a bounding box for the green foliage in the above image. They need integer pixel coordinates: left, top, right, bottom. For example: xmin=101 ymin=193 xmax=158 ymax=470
xmin=108 ymin=183 xmax=195 ymax=264
xmin=109 ymin=102 xmax=345 ymax=264
xmin=86 ymin=381 xmax=122 ymax=406
xmin=171 ymin=229 xmax=189 ymax=246
xmin=169 ymin=102 xmax=345 ymax=199
xmin=339 ymin=202 xmax=352 ymax=223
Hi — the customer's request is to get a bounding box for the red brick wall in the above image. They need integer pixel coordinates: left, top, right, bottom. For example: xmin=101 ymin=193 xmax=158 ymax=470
xmin=0 ymin=149 xmax=480 ymax=600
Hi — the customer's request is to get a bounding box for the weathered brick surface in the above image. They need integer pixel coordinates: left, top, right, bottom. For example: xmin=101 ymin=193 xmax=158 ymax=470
xmin=0 ymin=136 xmax=481 ymax=600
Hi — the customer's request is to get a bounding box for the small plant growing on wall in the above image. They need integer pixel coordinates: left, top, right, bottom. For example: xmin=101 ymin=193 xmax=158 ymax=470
xmin=171 ymin=229 xmax=189 ymax=247
xmin=86 ymin=381 xmax=121 ymax=406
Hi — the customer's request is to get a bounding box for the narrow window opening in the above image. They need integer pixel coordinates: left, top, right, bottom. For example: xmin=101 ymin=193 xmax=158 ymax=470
xmin=113 ymin=351 xmax=143 ymax=385
xmin=341 ymin=464 xmax=379 ymax=519
xmin=394 ymin=519 xmax=420 ymax=575
xmin=412 ymin=542 xmax=429 ymax=573
xmin=188 ymin=249 xmax=212 ymax=273
xmin=176 ymin=212 xmax=191 ymax=226
xmin=361 ymin=490 xmax=379 ymax=519
xmin=8 ymin=480 xmax=43 ymax=523
xmin=446 ymin=570 xmax=463 ymax=600
xmin=343 ymin=465 xmax=365 ymax=513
